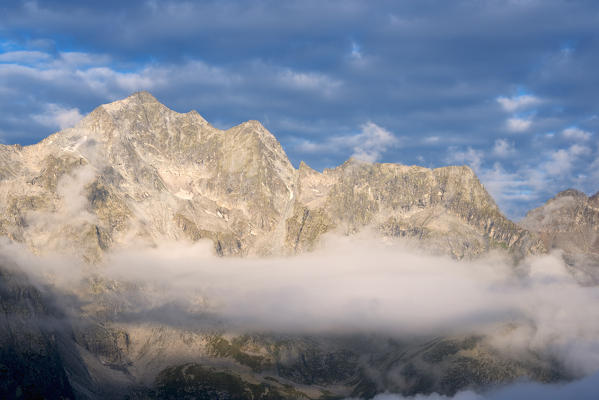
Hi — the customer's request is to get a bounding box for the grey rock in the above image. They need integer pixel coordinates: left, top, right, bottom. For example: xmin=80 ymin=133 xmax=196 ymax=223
xmin=521 ymin=189 xmax=599 ymax=284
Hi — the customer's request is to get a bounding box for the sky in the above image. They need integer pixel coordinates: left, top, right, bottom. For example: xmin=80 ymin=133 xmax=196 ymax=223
xmin=0 ymin=0 xmax=598 ymax=218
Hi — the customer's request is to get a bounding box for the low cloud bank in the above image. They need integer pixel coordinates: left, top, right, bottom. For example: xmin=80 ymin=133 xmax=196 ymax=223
xmin=2 ymin=234 xmax=599 ymax=381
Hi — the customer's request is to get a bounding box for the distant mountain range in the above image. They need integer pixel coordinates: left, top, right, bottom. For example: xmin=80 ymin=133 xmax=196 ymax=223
xmin=0 ymin=92 xmax=597 ymax=399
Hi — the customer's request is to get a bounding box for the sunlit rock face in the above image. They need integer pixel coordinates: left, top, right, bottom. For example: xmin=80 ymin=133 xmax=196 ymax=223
xmin=521 ymin=189 xmax=599 ymax=284
xmin=0 ymin=91 xmax=298 ymax=260
xmin=0 ymin=91 xmax=543 ymax=261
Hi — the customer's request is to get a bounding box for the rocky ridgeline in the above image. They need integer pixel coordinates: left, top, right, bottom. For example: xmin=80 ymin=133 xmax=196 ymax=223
xmin=0 ymin=91 xmax=543 ymax=261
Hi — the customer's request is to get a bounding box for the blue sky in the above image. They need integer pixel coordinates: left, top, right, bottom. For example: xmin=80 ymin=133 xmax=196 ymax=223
xmin=0 ymin=0 xmax=598 ymax=218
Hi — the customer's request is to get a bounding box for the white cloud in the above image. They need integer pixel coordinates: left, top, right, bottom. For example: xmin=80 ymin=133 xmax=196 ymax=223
xmin=562 ymin=127 xmax=591 ymax=141
xmin=33 ymin=103 xmax=84 ymax=130
xmin=423 ymin=136 xmax=441 ymax=144
xmin=350 ymin=122 xmax=398 ymax=162
xmin=544 ymin=144 xmax=591 ymax=176
xmin=58 ymin=51 xmax=112 ymax=67
xmin=278 ymin=69 xmax=342 ymax=96
xmin=480 ymin=162 xmax=531 ymax=200
xmin=351 ymin=41 xmax=362 ymax=59
xmin=0 ymin=50 xmax=51 ymax=64
xmin=477 ymin=163 xmax=534 ymax=217
xmin=0 ymin=47 xmax=340 ymax=113
xmin=452 ymin=139 xmax=597 ymax=218
xmin=447 ymin=146 xmax=483 ymax=171
xmin=493 ymin=139 xmax=515 ymax=157
xmin=294 ymin=139 xmax=328 ymax=153
xmin=506 ymin=117 xmax=532 ymax=132
xmin=496 ymin=94 xmax=540 ymax=112
xmin=293 ymin=122 xmax=398 ymax=163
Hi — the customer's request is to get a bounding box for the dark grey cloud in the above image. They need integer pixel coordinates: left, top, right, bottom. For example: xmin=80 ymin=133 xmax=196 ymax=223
xmin=1 ymin=0 xmax=598 ymax=217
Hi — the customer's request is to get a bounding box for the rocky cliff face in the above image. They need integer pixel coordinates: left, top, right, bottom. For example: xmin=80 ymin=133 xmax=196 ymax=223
xmin=291 ymin=159 xmax=543 ymax=259
xmin=520 ymin=189 xmax=599 ymax=284
xmin=0 ymin=92 xmax=298 ymax=261
xmin=0 ymin=91 xmax=542 ymax=261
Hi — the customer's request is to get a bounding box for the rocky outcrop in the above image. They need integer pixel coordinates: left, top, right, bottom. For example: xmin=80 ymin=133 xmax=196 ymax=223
xmin=521 ymin=189 xmax=599 ymax=283
xmin=294 ymin=159 xmax=543 ymax=259
xmin=521 ymin=189 xmax=599 ymax=253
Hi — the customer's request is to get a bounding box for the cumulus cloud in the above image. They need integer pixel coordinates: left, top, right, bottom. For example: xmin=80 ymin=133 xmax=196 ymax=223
xmin=350 ymin=41 xmax=363 ymax=61
xmin=544 ymin=144 xmax=590 ymax=176
xmin=446 ymin=147 xmax=483 ymax=171
xmin=423 ymin=136 xmax=441 ymax=144
xmin=294 ymin=138 xmax=328 ymax=153
xmin=33 ymin=103 xmax=84 ymax=130
xmin=0 ymin=50 xmax=51 ymax=64
xmin=492 ymin=139 xmax=515 ymax=157
xmin=506 ymin=117 xmax=532 ymax=133
xmin=350 ymin=122 xmax=398 ymax=162
xmin=278 ymin=69 xmax=342 ymax=96
xmin=477 ymin=162 xmax=533 ymax=214
xmin=443 ymin=137 xmax=598 ymax=219
xmin=293 ymin=121 xmax=398 ymax=163
xmin=496 ymin=94 xmax=540 ymax=112
xmin=562 ymin=127 xmax=591 ymax=141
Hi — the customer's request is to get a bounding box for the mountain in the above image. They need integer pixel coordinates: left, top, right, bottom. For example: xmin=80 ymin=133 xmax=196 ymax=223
xmin=0 ymin=92 xmax=585 ymax=399
xmin=0 ymin=91 xmax=543 ymax=262
xmin=520 ymin=188 xmax=599 ymax=284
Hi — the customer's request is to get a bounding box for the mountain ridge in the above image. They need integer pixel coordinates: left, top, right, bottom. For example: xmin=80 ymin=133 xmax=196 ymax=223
xmin=0 ymin=91 xmax=544 ymax=260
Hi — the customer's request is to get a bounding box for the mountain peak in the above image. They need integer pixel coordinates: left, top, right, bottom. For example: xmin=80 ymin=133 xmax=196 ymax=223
xmin=129 ymin=90 xmax=159 ymax=103
xmin=114 ymin=90 xmax=160 ymax=105
xmin=555 ymin=188 xmax=587 ymax=199
xmin=100 ymin=90 xmax=165 ymax=115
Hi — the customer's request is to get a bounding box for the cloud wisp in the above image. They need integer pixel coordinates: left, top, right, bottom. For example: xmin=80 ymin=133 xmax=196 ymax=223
xmin=497 ymin=95 xmax=540 ymax=112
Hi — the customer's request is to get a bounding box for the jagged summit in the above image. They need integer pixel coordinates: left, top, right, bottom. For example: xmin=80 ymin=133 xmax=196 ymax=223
xmin=555 ymin=188 xmax=588 ymax=199
xmin=521 ymin=188 xmax=599 ymax=283
xmin=101 ymin=90 xmax=170 ymax=112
